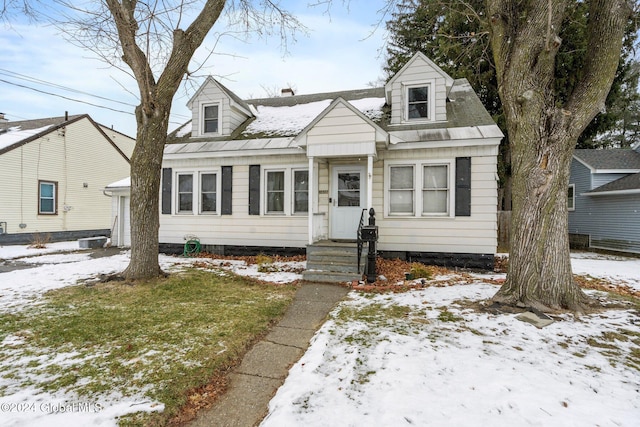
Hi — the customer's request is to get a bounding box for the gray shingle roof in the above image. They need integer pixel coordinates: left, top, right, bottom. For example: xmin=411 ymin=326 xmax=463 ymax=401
xmin=574 ymin=149 xmax=640 ymax=170
xmin=587 ymin=172 xmax=640 ymax=193
xmin=168 ymin=77 xmax=499 ymax=146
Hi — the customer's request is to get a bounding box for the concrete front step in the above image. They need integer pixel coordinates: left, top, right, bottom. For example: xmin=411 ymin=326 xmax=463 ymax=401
xmin=303 ymin=241 xmax=366 ymax=284
xmin=306 ymin=260 xmax=360 ymax=274
xmin=302 ymin=270 xmax=361 ymax=284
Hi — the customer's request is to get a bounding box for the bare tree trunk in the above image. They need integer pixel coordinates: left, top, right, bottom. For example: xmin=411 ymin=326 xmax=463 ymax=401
xmin=104 ymin=0 xmax=227 ymax=280
xmin=122 ymin=104 xmax=170 ymax=279
xmin=487 ymin=0 xmax=631 ymax=312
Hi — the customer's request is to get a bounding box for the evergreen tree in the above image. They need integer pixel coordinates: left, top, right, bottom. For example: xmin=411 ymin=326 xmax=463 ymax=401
xmin=385 ymin=0 xmax=639 ymax=210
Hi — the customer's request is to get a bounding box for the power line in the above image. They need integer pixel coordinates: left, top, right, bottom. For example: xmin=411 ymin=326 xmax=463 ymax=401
xmin=0 ymin=68 xmax=138 ymax=108
xmin=0 ymin=76 xmax=192 ymax=124
xmin=0 ymin=78 xmax=135 ymax=115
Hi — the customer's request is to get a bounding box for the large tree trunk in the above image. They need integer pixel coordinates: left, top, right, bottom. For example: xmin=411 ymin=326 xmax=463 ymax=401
xmin=122 ymin=104 xmax=170 ymax=279
xmin=105 ymin=0 xmax=227 ymax=280
xmin=487 ymin=0 xmax=631 ymax=311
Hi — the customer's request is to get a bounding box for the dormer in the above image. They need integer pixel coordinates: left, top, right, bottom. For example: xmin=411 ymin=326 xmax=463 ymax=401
xmin=187 ymin=76 xmax=253 ymax=138
xmin=385 ymin=52 xmax=454 ymax=126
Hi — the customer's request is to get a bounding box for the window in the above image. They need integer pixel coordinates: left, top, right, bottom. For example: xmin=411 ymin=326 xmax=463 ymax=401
xmin=293 ymin=170 xmax=308 ymax=213
xmin=407 ymin=85 xmax=429 ymax=120
xmin=422 ymin=165 xmax=449 ymax=215
xmin=177 ymin=174 xmax=193 ymax=213
xmin=201 ymin=173 xmax=217 ymax=213
xmin=38 ymin=180 xmax=57 ymax=215
xmin=266 ymin=171 xmax=285 ymax=213
xmin=203 ymin=104 xmax=219 ymax=134
xmin=389 ymin=166 xmax=414 ymax=214
xmin=568 ymin=184 xmax=575 ymax=211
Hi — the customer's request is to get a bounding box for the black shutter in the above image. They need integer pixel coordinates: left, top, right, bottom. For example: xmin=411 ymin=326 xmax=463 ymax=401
xmin=249 ymin=165 xmax=261 ymax=215
xmin=455 ymin=157 xmax=471 ymax=217
xmin=221 ymin=166 xmax=232 ymax=215
xmin=161 ymin=168 xmax=172 ymax=214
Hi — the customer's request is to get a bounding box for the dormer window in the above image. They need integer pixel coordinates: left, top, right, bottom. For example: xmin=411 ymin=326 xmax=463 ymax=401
xmin=405 ymin=82 xmax=434 ymax=122
xmin=203 ymin=104 xmax=220 ymax=134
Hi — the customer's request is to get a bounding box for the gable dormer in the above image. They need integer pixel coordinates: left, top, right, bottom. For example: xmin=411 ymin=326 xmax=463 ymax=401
xmin=187 ymin=76 xmax=253 ymax=138
xmin=385 ymin=52 xmax=454 ymax=126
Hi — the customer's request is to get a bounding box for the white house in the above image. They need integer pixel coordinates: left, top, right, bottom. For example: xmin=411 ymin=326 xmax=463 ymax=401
xmin=0 ymin=114 xmax=135 ymax=245
xmin=123 ymin=53 xmax=502 ymax=281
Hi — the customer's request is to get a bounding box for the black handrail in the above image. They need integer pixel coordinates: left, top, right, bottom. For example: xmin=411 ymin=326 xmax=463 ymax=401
xmin=356 ymin=208 xmax=367 ymax=274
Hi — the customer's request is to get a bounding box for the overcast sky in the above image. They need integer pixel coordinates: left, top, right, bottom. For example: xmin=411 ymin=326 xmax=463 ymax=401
xmin=0 ymin=0 xmax=393 ymax=137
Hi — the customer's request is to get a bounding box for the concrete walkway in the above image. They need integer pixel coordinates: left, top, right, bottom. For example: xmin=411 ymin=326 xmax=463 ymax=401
xmin=188 ymin=282 xmax=350 ymax=427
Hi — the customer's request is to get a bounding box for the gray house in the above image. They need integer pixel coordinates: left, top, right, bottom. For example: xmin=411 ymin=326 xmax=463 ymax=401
xmin=568 ymin=142 xmax=640 ymax=254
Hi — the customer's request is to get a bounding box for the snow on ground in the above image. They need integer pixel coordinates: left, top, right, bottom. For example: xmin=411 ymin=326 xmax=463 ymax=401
xmin=0 ymin=241 xmax=81 ymax=260
xmin=261 ymin=253 xmax=640 ymax=427
xmin=0 ymin=243 xmax=638 ymax=426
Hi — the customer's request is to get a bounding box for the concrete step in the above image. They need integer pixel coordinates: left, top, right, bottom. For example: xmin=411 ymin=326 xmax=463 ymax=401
xmin=306 ymin=260 xmax=360 ymax=274
xmin=303 ymin=241 xmax=367 ymax=283
xmin=302 ymin=270 xmax=361 ymax=284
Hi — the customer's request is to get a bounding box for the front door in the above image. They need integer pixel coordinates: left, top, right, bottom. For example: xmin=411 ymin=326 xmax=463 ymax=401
xmin=330 ymin=165 xmax=366 ymax=240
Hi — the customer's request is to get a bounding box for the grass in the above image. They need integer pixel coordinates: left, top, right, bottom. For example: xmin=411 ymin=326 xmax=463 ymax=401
xmin=0 ymin=268 xmax=297 ymax=426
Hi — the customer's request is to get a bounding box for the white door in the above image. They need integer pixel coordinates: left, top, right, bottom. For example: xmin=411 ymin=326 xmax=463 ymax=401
xmin=121 ymin=195 xmax=131 ymax=247
xmin=330 ymin=165 xmax=366 ymax=240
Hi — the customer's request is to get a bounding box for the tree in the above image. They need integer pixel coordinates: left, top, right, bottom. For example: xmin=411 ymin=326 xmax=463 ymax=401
xmin=487 ymin=0 xmax=634 ymax=311
xmin=51 ymin=0 xmax=301 ymax=280
xmin=384 ymin=0 xmax=639 ymax=209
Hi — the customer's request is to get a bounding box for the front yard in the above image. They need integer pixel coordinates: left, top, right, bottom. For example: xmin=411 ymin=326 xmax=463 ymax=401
xmin=0 ymin=244 xmax=638 ymax=426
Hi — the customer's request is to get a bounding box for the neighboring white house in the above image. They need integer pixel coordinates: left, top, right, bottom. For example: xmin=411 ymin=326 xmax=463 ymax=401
xmin=0 ymin=114 xmax=134 ymax=245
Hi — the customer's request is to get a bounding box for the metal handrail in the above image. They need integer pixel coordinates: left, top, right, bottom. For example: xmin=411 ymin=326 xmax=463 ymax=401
xmin=356 ymin=208 xmax=367 ymax=274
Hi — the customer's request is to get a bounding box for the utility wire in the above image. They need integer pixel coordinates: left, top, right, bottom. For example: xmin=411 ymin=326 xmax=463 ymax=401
xmin=0 ymin=75 xmax=192 ymax=124
xmin=0 ymin=68 xmax=138 ymax=107
xmin=0 ymin=78 xmax=135 ymax=115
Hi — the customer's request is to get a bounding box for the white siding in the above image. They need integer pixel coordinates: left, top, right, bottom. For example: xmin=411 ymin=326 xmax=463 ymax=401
xmin=188 ymin=79 xmax=249 ymax=138
xmin=0 ymin=119 xmax=131 ymax=235
xmin=388 ymin=56 xmax=448 ymax=125
xmin=374 ymin=145 xmax=498 ymax=254
xmin=99 ymin=124 xmax=136 ymax=158
xmin=160 ymin=143 xmax=498 ymax=254
xmin=306 ymin=103 xmax=377 ymax=157
xmin=159 ymin=154 xmax=310 ymax=248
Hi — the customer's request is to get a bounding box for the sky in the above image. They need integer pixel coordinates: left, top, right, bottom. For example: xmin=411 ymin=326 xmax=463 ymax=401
xmin=0 ymin=1 xmax=394 ymax=138
xmin=0 ymin=244 xmax=638 ymax=426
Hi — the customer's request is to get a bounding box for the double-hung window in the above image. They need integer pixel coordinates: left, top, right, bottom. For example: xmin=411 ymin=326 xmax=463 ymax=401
xmin=38 ymin=180 xmax=57 ymax=215
xmin=389 ymin=166 xmax=414 ymax=215
xmin=200 ymin=173 xmax=217 ymax=213
xmin=293 ymin=170 xmax=309 ymax=213
xmin=177 ymin=174 xmax=193 ymax=213
xmin=387 ymin=162 xmax=453 ymax=217
xmin=266 ymin=171 xmax=285 ymax=214
xmin=203 ymin=104 xmax=219 ymax=134
xmin=407 ymin=84 xmax=430 ymax=120
xmin=422 ymin=165 xmax=449 ymax=215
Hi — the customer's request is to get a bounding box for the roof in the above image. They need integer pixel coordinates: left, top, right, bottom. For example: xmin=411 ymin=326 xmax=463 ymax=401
xmin=586 ymin=172 xmax=640 ymax=194
xmin=167 ymin=77 xmax=501 ymax=153
xmin=573 ymin=149 xmax=640 ymax=172
xmin=169 ymin=87 xmax=386 ymax=144
xmin=0 ymin=114 xmax=130 ymax=162
xmin=0 ymin=115 xmax=84 ymax=153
